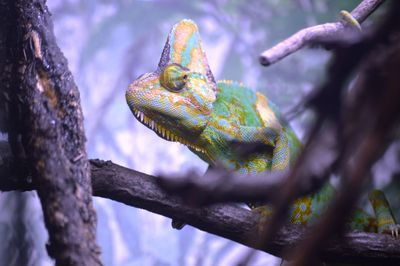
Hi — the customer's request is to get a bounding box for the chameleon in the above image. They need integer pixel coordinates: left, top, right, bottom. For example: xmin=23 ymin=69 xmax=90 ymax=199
xmin=126 ymin=19 xmax=398 ymax=236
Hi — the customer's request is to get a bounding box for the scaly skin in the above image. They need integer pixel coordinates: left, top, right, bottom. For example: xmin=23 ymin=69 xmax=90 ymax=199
xmin=126 ymin=19 xmax=398 ymax=235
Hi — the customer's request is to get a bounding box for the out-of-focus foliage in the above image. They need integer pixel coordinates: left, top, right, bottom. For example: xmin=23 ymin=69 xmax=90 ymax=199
xmin=1 ymin=1 xmax=397 ymax=265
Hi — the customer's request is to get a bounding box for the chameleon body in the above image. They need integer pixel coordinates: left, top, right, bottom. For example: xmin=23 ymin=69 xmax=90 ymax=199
xmin=126 ymin=19 xmax=398 ymax=234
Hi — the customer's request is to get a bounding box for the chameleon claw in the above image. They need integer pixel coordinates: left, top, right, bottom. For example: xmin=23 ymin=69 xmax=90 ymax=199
xmin=339 ymin=10 xmax=362 ymax=32
xmin=393 ymin=225 xmax=400 ymax=238
xmin=383 ymin=224 xmax=400 ymax=238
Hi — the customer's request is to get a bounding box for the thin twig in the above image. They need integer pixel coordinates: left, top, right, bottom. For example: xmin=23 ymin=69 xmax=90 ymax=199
xmin=259 ymin=0 xmax=384 ymax=66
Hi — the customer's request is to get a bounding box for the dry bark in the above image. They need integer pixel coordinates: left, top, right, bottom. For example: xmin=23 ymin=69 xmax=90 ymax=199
xmin=0 ymin=1 xmax=101 ymax=265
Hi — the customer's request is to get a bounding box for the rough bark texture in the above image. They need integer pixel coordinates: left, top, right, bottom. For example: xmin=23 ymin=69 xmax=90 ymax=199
xmin=1 ymin=157 xmax=400 ymax=265
xmin=90 ymin=160 xmax=400 ymax=265
xmin=0 ymin=1 xmax=101 ymax=265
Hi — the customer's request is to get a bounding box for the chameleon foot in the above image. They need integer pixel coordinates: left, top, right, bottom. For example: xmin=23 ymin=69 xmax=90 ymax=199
xmin=368 ymin=189 xmax=399 ymax=238
xmin=381 ymin=224 xmax=400 ymax=238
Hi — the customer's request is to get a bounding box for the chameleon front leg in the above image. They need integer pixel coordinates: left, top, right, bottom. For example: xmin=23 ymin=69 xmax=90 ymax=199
xmin=224 ymin=125 xmax=280 ymax=149
xmin=368 ymin=189 xmax=400 ymax=237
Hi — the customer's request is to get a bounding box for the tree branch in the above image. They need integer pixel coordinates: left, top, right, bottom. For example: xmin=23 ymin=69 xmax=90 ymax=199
xmin=1 ymin=158 xmax=400 ymax=265
xmin=290 ymin=7 xmax=400 ymax=265
xmin=0 ymin=1 xmax=101 ymax=264
xmin=259 ymin=0 xmax=384 ymax=66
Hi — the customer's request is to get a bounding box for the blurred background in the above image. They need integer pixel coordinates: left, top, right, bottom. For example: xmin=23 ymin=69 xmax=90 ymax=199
xmin=1 ymin=0 xmax=398 ymax=265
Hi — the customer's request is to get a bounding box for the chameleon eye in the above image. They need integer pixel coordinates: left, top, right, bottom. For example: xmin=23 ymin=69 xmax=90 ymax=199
xmin=160 ymin=63 xmax=190 ymax=92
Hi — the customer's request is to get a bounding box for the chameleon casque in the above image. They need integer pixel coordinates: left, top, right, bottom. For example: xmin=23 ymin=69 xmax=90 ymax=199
xmin=126 ymin=19 xmax=399 ymax=236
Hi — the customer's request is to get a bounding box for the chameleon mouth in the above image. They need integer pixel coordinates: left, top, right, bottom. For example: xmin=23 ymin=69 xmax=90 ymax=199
xmin=132 ymin=108 xmax=207 ymax=154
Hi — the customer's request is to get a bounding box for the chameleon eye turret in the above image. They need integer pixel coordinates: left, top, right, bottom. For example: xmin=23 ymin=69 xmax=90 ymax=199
xmin=160 ymin=63 xmax=190 ymax=92
xmin=126 ymin=20 xmax=217 ymax=144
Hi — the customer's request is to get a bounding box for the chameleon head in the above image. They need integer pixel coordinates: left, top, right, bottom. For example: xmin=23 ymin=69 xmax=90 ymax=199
xmin=126 ymin=19 xmax=217 ymax=151
xmin=126 ymin=63 xmax=216 ymax=149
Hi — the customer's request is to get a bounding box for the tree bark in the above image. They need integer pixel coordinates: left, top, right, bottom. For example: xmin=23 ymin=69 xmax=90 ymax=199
xmin=1 ymin=158 xmax=400 ymax=265
xmin=0 ymin=1 xmax=101 ymax=265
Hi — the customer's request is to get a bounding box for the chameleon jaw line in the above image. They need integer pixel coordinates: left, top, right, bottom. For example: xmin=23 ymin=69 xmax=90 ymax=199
xmin=132 ymin=108 xmax=207 ymax=154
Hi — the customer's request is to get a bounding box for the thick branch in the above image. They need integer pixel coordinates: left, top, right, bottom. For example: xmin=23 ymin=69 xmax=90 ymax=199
xmin=1 ymin=1 xmax=101 ymax=265
xmin=1 ymin=158 xmax=400 ymax=265
xmin=259 ymin=0 xmax=384 ymax=66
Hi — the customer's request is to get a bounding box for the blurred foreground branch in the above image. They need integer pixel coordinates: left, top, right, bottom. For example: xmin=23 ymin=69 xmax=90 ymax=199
xmin=1 ymin=158 xmax=400 ymax=264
